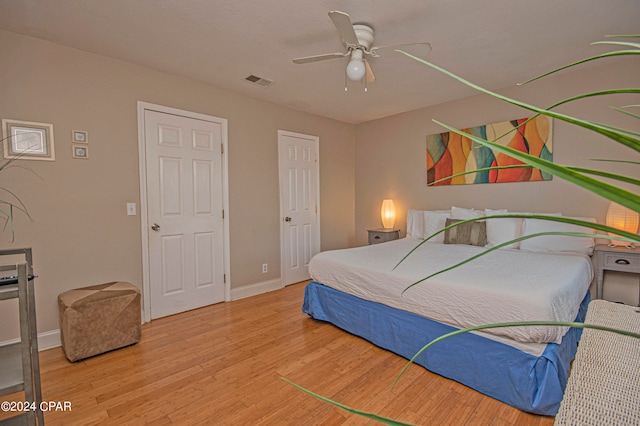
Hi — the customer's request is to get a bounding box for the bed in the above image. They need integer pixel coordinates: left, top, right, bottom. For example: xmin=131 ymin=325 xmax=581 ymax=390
xmin=303 ymin=207 xmax=596 ymax=415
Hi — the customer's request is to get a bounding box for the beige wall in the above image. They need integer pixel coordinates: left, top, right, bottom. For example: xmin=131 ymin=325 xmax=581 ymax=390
xmin=0 ymin=30 xmax=356 ymax=341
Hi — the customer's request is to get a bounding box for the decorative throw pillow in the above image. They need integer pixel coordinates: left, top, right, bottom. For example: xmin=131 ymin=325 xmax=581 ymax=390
xmin=444 ymin=218 xmax=487 ymax=247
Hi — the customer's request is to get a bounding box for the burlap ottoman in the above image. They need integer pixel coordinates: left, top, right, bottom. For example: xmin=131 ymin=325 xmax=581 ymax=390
xmin=58 ymin=281 xmax=141 ymax=362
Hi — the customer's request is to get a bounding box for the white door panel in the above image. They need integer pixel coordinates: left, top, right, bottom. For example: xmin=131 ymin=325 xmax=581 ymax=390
xmin=279 ymin=131 xmax=320 ymax=285
xmin=145 ymin=110 xmax=225 ymax=319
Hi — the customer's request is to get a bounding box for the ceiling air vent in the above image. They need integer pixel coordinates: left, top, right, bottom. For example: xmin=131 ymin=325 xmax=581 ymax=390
xmin=244 ymin=74 xmax=274 ymax=88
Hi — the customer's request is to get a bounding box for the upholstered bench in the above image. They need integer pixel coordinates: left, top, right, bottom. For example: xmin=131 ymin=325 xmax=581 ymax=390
xmin=58 ymin=281 xmax=141 ymax=362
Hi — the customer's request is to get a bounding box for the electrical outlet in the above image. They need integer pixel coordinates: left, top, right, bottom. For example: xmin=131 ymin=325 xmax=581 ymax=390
xmin=262 ymin=263 xmax=268 ymax=273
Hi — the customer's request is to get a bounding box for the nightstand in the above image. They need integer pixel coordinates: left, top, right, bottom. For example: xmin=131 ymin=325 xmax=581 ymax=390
xmin=368 ymin=228 xmax=400 ymax=245
xmin=593 ymin=244 xmax=640 ymax=300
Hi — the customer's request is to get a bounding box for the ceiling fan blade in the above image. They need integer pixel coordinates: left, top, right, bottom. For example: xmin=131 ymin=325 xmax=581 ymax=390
xmin=328 ymin=11 xmax=359 ymax=46
xmin=365 ymin=60 xmax=376 ymax=83
xmin=292 ymin=52 xmax=347 ymax=64
xmin=371 ymin=42 xmax=432 ymax=57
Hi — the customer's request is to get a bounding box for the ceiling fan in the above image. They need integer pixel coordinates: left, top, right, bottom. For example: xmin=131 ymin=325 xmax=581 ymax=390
xmin=292 ymin=11 xmax=431 ymax=90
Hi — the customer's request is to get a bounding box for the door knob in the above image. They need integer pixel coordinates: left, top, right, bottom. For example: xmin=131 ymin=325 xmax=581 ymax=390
xmin=151 ymin=223 xmax=160 ymax=231
xmin=284 ymin=217 xmax=292 ymax=222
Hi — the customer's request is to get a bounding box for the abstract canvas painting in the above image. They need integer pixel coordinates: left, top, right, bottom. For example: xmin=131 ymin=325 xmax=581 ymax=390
xmin=426 ymin=116 xmax=553 ymax=185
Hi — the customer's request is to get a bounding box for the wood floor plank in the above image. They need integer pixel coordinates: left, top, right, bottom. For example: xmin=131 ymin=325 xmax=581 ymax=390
xmin=23 ymin=281 xmax=554 ymax=425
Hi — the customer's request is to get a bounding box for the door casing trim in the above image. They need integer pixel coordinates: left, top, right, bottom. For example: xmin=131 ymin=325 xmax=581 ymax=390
xmin=137 ymin=101 xmax=231 ymax=323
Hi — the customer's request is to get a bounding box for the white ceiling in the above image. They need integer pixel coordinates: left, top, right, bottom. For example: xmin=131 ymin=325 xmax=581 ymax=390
xmin=0 ymin=0 xmax=638 ymax=124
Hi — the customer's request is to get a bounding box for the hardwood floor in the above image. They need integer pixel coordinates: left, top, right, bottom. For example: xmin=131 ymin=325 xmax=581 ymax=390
xmin=2 ymin=282 xmax=554 ymax=425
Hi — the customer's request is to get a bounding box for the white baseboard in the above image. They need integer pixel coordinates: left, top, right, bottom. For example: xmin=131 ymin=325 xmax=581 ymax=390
xmin=231 ymin=278 xmax=283 ymax=300
xmin=0 ymin=329 xmax=61 ymax=352
xmin=37 ymin=329 xmax=61 ymax=350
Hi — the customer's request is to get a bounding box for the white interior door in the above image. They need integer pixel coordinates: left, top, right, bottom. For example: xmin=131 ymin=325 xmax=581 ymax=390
xmin=144 ymin=109 xmax=226 ymax=319
xmin=278 ymin=130 xmax=320 ymax=286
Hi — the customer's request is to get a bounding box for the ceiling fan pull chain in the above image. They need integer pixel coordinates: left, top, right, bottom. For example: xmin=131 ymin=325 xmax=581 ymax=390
xmin=344 ymin=69 xmax=348 ymax=92
xmin=364 ymin=68 xmax=368 ymax=92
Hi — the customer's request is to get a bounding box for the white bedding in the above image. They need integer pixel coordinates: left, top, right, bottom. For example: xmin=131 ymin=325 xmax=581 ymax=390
xmin=308 ymin=238 xmax=593 ymax=347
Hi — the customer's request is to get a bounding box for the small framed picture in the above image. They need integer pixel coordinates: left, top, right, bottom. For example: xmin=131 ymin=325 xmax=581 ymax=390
xmin=72 ymin=130 xmax=88 ymax=143
xmin=72 ymin=145 xmax=89 ymax=159
xmin=2 ymin=119 xmax=55 ymax=161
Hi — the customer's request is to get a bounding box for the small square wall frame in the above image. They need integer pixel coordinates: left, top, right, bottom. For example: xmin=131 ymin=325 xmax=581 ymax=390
xmin=72 ymin=130 xmax=88 ymax=143
xmin=72 ymin=145 xmax=89 ymax=159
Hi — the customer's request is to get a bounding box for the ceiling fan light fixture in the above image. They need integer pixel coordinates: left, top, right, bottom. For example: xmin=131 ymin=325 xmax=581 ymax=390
xmin=292 ymin=11 xmax=428 ymax=89
xmin=346 ymin=49 xmax=366 ymax=81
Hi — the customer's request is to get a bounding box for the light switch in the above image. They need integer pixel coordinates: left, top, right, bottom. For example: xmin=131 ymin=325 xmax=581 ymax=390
xmin=127 ymin=203 xmax=136 ymax=216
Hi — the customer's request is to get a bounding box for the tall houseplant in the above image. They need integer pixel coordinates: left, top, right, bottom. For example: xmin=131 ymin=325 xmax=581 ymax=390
xmin=284 ymin=34 xmax=640 ymax=424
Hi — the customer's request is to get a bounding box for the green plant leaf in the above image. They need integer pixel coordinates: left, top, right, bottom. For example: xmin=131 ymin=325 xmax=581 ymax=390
xmin=544 ymin=89 xmax=640 ymax=138
xmin=281 ymin=377 xmax=416 ymax=426
xmin=428 ymin=164 xmax=640 ymax=187
xmin=496 ymin=90 xmax=640 ymax=142
xmin=592 ymin=41 xmax=640 ymax=49
xmin=427 ymin=165 xmax=533 ymax=186
xmin=612 ymin=105 xmax=640 ymax=120
xmin=395 ymin=51 xmax=640 ymax=153
xmin=434 ymin=120 xmax=640 ymax=213
xmin=517 ymin=49 xmax=640 ymax=85
xmin=7 ymin=204 xmax=14 ymax=243
xmin=548 ymin=88 xmax=640 ymax=110
xmin=459 ymin=89 xmax=640 ymax=159
xmin=393 ymin=321 xmax=640 ymax=389
xmin=589 ymin=158 xmax=640 ymax=166
xmin=568 ymin=166 xmax=640 ymax=186
xmin=0 ymin=189 xmax=33 ymax=219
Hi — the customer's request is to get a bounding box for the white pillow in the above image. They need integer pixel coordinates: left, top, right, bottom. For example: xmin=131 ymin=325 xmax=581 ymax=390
xmin=423 ymin=210 xmax=451 ymax=243
xmin=451 ymin=206 xmax=483 ymax=220
xmin=484 ymin=209 xmax=523 ymax=249
xmin=520 ymin=216 xmax=597 ymax=255
xmin=407 ymin=210 xmax=426 ymax=239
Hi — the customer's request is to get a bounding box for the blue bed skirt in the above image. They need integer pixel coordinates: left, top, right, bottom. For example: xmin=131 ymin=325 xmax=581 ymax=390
xmin=302 ymin=281 xmax=590 ymax=416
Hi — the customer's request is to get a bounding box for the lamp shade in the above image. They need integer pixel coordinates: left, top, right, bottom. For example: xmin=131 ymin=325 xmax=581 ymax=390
xmin=605 ymin=202 xmax=639 ymax=247
xmin=381 ymin=199 xmax=396 ymax=229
